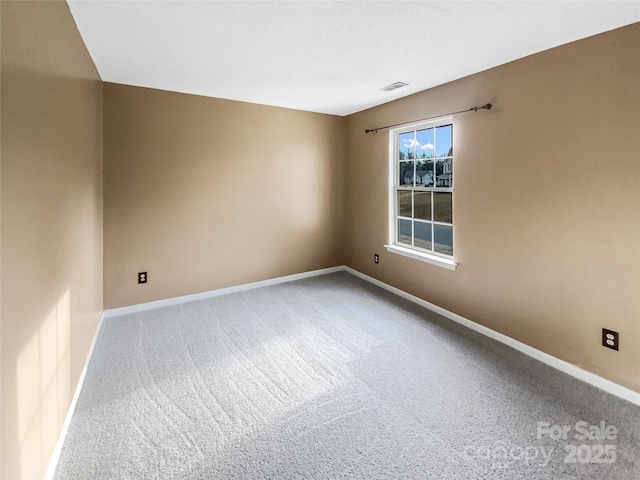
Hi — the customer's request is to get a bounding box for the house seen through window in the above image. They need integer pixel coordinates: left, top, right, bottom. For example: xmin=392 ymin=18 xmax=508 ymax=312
xmin=392 ymin=120 xmax=453 ymax=257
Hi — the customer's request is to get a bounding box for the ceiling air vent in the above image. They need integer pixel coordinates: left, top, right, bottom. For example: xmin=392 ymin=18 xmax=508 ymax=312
xmin=380 ymin=82 xmax=408 ymax=92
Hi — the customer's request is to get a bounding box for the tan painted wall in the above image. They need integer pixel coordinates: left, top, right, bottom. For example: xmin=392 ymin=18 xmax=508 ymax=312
xmin=1 ymin=2 xmax=103 ymax=479
xmin=344 ymin=24 xmax=640 ymax=393
xmin=103 ymin=84 xmax=344 ymax=309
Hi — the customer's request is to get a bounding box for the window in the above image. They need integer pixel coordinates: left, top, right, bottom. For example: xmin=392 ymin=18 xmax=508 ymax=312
xmin=386 ymin=119 xmax=456 ymax=270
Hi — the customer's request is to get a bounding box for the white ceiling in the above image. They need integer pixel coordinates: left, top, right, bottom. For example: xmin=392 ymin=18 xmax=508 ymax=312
xmin=67 ymin=1 xmax=639 ymax=116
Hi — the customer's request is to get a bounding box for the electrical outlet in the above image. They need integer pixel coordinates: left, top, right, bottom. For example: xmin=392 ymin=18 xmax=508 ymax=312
xmin=602 ymin=328 xmax=619 ymax=351
xmin=138 ymin=272 xmax=147 ymax=284
xmin=374 ymin=254 xmax=379 ymax=264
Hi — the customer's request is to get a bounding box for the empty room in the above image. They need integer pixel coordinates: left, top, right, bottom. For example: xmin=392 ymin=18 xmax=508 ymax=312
xmin=1 ymin=1 xmax=640 ymax=479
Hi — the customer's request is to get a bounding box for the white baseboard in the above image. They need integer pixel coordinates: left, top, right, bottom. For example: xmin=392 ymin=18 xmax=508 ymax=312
xmin=343 ymin=266 xmax=640 ymax=407
xmin=44 ymin=312 xmax=106 ymax=480
xmin=104 ymin=266 xmax=345 ymax=318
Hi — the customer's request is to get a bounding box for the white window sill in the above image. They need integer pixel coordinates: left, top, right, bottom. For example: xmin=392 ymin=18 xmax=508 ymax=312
xmin=384 ymin=244 xmax=457 ymax=271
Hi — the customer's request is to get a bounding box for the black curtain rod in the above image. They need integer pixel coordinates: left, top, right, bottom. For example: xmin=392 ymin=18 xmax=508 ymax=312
xmin=364 ymin=103 xmax=492 ymax=134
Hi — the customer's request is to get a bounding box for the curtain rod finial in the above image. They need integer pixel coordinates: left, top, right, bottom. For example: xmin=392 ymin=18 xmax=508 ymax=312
xmin=473 ymin=103 xmax=492 ymax=112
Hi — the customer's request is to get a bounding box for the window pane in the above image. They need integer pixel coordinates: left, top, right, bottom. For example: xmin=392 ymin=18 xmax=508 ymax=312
xmin=434 ymin=192 xmax=452 ymax=223
xmin=415 ymin=160 xmax=430 ymax=187
xmin=397 ymin=191 xmax=412 ymax=218
xmin=435 ymin=159 xmax=453 ymax=187
xmin=416 ymin=128 xmax=434 ymax=159
xmin=434 ymin=224 xmax=453 ymax=255
xmin=436 ymin=125 xmax=452 ymax=157
xmin=399 ymin=161 xmax=415 ymax=187
xmin=399 ymin=132 xmax=415 ymax=160
xmin=414 ymin=192 xmax=431 ymax=221
xmin=414 ymin=221 xmax=432 ymax=251
xmin=398 ymin=218 xmax=412 ymax=245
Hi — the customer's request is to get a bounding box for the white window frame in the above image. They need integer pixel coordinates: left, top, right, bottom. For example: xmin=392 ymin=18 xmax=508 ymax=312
xmin=385 ymin=117 xmax=457 ymax=271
